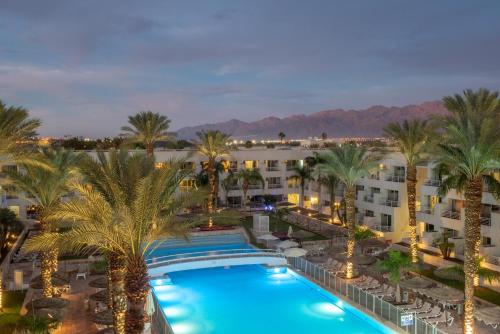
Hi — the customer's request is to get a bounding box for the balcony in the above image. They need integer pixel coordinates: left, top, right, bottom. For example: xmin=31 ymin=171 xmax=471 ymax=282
xmin=385 ymin=174 xmax=405 ymax=183
xmin=268 ymin=183 xmax=283 ymax=189
xmin=266 ymin=166 xmax=280 ymax=172
xmin=364 ymin=195 xmax=374 ymax=203
xmin=368 ymin=174 xmax=380 ymax=180
xmin=418 ymin=206 xmax=434 ymax=215
xmin=247 ymin=184 xmax=262 ymax=190
xmin=229 ymin=185 xmax=241 ymax=190
xmin=481 ymin=216 xmax=492 ymax=226
xmin=379 ymin=198 xmax=399 ymax=207
xmin=441 ymin=210 xmax=461 ymax=220
xmin=424 ymin=179 xmax=442 ymax=187
xmin=372 ymin=225 xmax=393 ymax=232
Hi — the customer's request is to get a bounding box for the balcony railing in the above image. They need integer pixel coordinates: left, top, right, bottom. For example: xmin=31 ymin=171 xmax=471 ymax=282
xmin=266 ymin=166 xmax=280 ymax=172
xmin=229 ymin=185 xmax=241 ymax=190
xmin=417 ymin=206 xmax=434 ymax=215
xmin=481 ymin=216 xmax=492 ymax=226
xmin=286 ymin=165 xmax=297 ymax=171
xmin=379 ymin=198 xmax=399 ymax=207
xmin=368 ymin=174 xmax=380 ymax=180
xmin=373 ymin=225 xmax=393 ymax=232
xmin=385 ymin=174 xmax=405 ymax=183
xmin=441 ymin=210 xmax=461 ymax=220
xmin=268 ymin=184 xmax=283 ymax=189
xmin=424 ymin=179 xmax=442 ymax=187
xmin=363 ymin=195 xmax=374 ymax=203
xmin=247 ymin=184 xmax=262 ymax=190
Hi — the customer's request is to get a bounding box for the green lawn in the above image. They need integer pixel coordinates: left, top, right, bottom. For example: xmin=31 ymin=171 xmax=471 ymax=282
xmin=415 ymin=266 xmax=500 ymax=307
xmin=241 ymin=215 xmax=326 ymax=247
xmin=0 ymin=290 xmax=26 ymax=333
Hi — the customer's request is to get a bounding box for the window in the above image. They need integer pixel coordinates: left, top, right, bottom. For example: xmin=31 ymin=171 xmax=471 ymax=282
xmin=425 ymin=223 xmax=435 ymax=232
xmin=286 ymin=160 xmax=298 ymax=170
xmin=265 ymin=160 xmax=279 ymax=171
xmin=267 ymin=177 xmax=282 ymax=188
xmin=482 ymin=236 xmax=492 ymax=246
xmin=181 ymin=162 xmax=194 ymax=170
xmin=179 ymin=179 xmax=195 ymax=191
xmin=365 ymin=210 xmax=374 ymax=217
xmin=229 ymin=161 xmax=238 ymax=171
xmin=370 ymin=187 xmax=381 ymax=195
xmin=243 ymin=160 xmax=258 ymax=170
xmin=287 ymin=177 xmax=299 ymax=188
xmin=381 ymin=214 xmax=392 ymax=231
xmin=387 ymin=190 xmax=399 ymax=202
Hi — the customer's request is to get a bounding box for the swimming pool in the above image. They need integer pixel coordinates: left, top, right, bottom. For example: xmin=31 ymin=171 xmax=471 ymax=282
xmin=151 ymin=264 xmax=395 ymax=334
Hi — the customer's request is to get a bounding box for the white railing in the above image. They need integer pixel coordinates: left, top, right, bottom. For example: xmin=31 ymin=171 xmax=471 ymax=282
xmin=441 ymin=210 xmax=460 ymax=220
xmin=268 ymin=184 xmax=283 ymax=189
xmin=372 ymin=225 xmax=393 ymax=232
xmin=418 ymin=206 xmax=434 ymax=215
xmin=266 ymin=166 xmax=280 ymax=172
xmin=480 ymin=216 xmax=491 ymax=226
xmin=425 ymin=179 xmax=442 ymax=187
xmin=147 ymin=248 xmax=284 ymax=268
xmin=379 ymin=198 xmax=399 ymax=207
xmin=385 ymin=174 xmax=406 ymax=183
xmin=288 ymin=257 xmax=448 ymax=334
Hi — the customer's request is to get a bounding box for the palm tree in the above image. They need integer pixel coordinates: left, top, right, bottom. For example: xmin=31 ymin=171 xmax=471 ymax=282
xmin=121 ymin=111 xmax=175 ymax=158
xmin=317 ymin=173 xmax=340 ymax=223
xmin=318 ymin=143 xmax=381 ymax=278
xmin=384 ymin=119 xmax=434 ymax=263
xmin=195 ymin=130 xmax=231 ymax=213
xmin=232 ymin=168 xmax=264 ymax=208
xmin=290 ymin=164 xmax=312 ymax=208
xmin=310 ymin=153 xmax=325 ymax=213
xmin=0 ymin=100 xmax=40 ymax=155
xmin=433 ymin=88 xmax=500 ymax=334
xmin=278 ymin=131 xmax=285 ymax=144
xmin=376 ymin=251 xmax=413 ymax=303
xmin=7 ymin=149 xmax=82 ymax=297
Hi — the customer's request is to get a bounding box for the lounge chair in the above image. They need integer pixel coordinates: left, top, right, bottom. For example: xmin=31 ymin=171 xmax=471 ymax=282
xmin=419 ymin=306 xmax=442 ymax=319
xmin=415 ymin=302 xmax=432 ymax=314
xmin=428 ymin=311 xmax=454 ymax=327
xmin=354 ymin=277 xmax=374 ymax=287
xmin=360 ymin=280 xmax=381 ymax=291
xmin=375 ymin=286 xmax=395 ymax=299
xmin=399 ymin=298 xmax=422 ymax=310
xmin=319 ymin=258 xmax=333 ymax=268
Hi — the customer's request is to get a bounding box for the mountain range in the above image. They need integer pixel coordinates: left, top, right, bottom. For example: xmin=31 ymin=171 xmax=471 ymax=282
xmin=175 ymin=101 xmax=448 ymax=140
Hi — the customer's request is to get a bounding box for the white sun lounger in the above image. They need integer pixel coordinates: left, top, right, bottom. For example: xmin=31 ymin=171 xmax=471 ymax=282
xmin=428 ymin=311 xmax=454 ymax=327
xmin=399 ymin=298 xmax=422 ymax=310
xmin=415 ymin=302 xmax=433 ymax=314
xmin=419 ymin=306 xmax=442 ymax=319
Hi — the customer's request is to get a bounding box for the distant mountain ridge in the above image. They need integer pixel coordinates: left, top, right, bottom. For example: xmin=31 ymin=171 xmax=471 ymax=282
xmin=175 ymin=101 xmax=447 ymax=140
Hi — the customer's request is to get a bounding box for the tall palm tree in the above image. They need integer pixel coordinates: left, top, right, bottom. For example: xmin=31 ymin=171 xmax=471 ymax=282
xmin=317 ymin=172 xmax=340 ymax=223
xmin=278 ymin=131 xmax=285 ymax=144
xmin=195 ymin=130 xmax=231 ymax=213
xmin=232 ymin=168 xmax=264 ymax=208
xmin=121 ymin=111 xmax=175 ymax=158
xmin=7 ymin=149 xmax=82 ymax=297
xmin=384 ymin=119 xmax=434 ymax=263
xmin=290 ymin=164 xmax=312 ymax=208
xmin=318 ymin=144 xmax=381 ymax=278
xmin=433 ymin=88 xmax=500 ymax=334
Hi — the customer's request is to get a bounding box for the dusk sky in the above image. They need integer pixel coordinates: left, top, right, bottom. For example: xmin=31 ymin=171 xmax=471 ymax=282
xmin=1 ymin=0 xmax=500 ymax=137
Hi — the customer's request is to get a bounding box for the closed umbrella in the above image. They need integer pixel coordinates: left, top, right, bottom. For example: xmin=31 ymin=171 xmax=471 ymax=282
xmin=277 ymin=240 xmax=298 ymax=249
xmin=287 ymin=226 xmax=293 ymax=238
xmin=284 ymin=248 xmax=307 ymax=257
xmin=146 ymin=290 xmax=156 ymax=316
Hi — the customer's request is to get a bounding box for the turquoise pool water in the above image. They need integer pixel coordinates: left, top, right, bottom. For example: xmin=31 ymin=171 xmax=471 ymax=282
xmin=151 ymin=264 xmax=394 ymax=334
xmin=148 ymin=243 xmax=254 ymax=260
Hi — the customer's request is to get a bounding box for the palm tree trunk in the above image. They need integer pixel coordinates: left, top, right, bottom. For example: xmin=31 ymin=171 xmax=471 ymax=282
xmin=299 ymin=183 xmax=304 ymax=208
xmin=242 ymin=185 xmax=248 ymax=209
xmin=40 ymin=251 xmax=53 ymax=298
xmin=463 ymin=178 xmax=482 ymax=334
xmin=125 ymin=257 xmax=149 ymax=334
xmin=207 ymin=159 xmax=217 ymax=214
xmin=146 ymin=144 xmax=154 ymax=159
xmin=317 ymin=181 xmax=322 ymax=214
xmin=109 ymin=252 xmax=127 ymax=334
xmin=329 ymin=189 xmax=335 ymax=223
xmin=345 ymin=185 xmax=356 ymax=279
xmin=406 ymin=165 xmax=418 ymax=263
xmin=49 ymin=247 xmax=58 ymax=273
xmin=106 ymin=256 xmax=114 ymax=310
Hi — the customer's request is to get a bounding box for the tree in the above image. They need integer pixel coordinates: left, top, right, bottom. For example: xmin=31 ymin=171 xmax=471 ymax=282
xmin=321 ymin=132 xmax=327 ymax=141
xmin=317 ymin=173 xmax=340 ymax=223
xmin=289 ymin=164 xmax=312 ymax=208
xmin=121 ymin=111 xmax=175 ymax=158
xmin=0 ymin=100 xmax=40 ymax=155
xmin=354 ymin=225 xmax=377 ymax=254
xmin=309 ymin=153 xmax=325 ymax=213
xmin=231 ymin=169 xmax=264 ymax=209
xmin=0 ymin=208 xmax=22 ymax=255
xmin=195 ymin=130 xmax=231 ymax=213
xmin=318 ymin=143 xmax=381 ymax=278
xmin=376 ymin=251 xmax=413 ymax=303
xmin=7 ymin=149 xmax=82 ymax=297
xmin=433 ymin=88 xmax=500 ymax=334
xmin=384 ymin=119 xmax=434 ymax=263
xmin=278 ymin=132 xmax=286 ymax=144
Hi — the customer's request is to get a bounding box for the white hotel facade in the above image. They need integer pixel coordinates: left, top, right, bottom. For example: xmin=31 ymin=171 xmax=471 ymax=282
xmin=1 ymin=146 xmax=500 ymax=266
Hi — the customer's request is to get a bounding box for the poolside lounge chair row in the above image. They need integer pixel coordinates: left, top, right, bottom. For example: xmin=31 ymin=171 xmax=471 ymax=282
xmin=319 ymin=258 xmax=345 ymax=275
xmin=397 ymin=299 xmax=454 ymax=327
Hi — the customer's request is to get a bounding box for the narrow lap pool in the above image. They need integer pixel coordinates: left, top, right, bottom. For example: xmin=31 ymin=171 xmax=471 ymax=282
xmin=151 ymin=264 xmax=394 ymax=334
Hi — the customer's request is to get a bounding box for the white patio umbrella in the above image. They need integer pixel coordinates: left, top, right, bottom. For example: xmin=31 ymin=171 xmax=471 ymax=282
xmin=277 ymin=240 xmax=299 ymax=249
xmin=284 ymin=247 xmax=308 ymax=257
xmin=257 ymin=234 xmax=279 ymax=241
xmin=287 ymin=226 xmax=293 ymax=238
